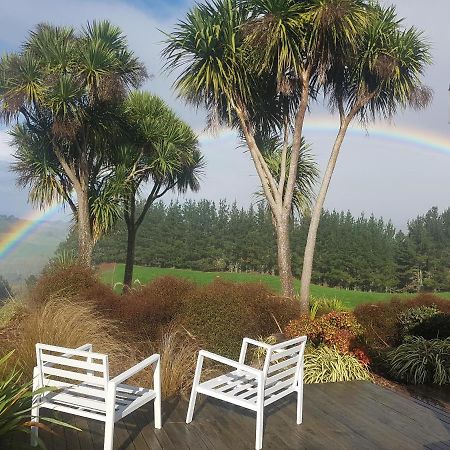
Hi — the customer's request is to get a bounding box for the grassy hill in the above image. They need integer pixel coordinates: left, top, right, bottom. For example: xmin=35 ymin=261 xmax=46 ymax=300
xmin=0 ymin=215 xmax=69 ymax=283
xmin=100 ymin=263 xmax=450 ymax=309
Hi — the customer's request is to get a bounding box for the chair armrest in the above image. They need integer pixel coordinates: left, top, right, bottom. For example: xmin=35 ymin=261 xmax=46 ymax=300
xmin=76 ymin=343 xmax=93 ymax=352
xmin=242 ymin=338 xmax=272 ymax=350
xmin=110 ymin=354 xmax=160 ymax=386
xmin=199 ymin=350 xmax=262 ymax=377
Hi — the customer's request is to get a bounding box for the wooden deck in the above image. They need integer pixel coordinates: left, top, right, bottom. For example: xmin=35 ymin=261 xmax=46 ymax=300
xmin=14 ymin=381 xmax=450 ymax=449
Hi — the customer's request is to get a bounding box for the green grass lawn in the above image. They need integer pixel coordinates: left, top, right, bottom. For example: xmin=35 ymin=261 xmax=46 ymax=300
xmin=100 ymin=264 xmax=450 ymax=309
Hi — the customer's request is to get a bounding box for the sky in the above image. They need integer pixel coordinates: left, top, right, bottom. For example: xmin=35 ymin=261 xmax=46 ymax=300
xmin=0 ymin=0 xmax=449 ymax=229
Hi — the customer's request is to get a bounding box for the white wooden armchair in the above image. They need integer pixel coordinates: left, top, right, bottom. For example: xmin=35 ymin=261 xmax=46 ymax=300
xmin=186 ymin=336 xmax=307 ymax=450
xmin=31 ymin=343 xmax=161 ymax=450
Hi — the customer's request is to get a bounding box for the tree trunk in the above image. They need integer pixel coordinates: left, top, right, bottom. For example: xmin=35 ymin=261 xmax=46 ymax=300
xmin=77 ymin=190 xmax=94 ymax=267
xmin=299 ymin=121 xmax=350 ymax=311
xmin=276 ymin=213 xmax=295 ymax=298
xmin=123 ymin=223 xmax=136 ymax=290
xmin=123 ymin=193 xmax=137 ymax=292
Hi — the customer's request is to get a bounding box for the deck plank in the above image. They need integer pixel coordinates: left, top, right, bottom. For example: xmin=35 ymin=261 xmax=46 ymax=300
xmin=23 ymin=381 xmax=450 ymax=450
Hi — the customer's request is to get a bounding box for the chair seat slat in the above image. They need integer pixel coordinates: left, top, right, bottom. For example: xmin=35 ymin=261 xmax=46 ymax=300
xmin=264 ymin=378 xmax=295 ymax=397
xmin=264 ymin=386 xmax=295 ymax=406
xmin=39 ymin=401 xmax=106 ymax=421
xmin=44 ymin=391 xmax=107 ymax=412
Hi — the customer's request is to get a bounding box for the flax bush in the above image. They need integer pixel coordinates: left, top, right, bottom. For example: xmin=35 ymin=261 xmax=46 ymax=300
xmin=304 ymin=346 xmax=371 ymax=384
xmin=387 ymin=337 xmax=450 ymax=385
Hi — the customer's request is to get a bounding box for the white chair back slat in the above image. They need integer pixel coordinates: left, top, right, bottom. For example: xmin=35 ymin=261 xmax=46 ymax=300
xmin=265 ymin=336 xmax=307 ymax=393
xmin=40 ymin=354 xmax=105 ymax=373
xmin=267 ymin=355 xmax=298 ymax=374
xmin=36 ymin=343 xmax=109 ymax=394
xmin=266 ymin=366 xmax=296 ymax=385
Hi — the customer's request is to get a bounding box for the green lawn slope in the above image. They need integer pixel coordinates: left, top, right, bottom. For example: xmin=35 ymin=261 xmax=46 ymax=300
xmin=100 ymin=264 xmax=450 ymax=309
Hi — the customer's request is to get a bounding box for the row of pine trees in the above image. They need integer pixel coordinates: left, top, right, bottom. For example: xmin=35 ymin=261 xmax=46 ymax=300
xmin=60 ymin=202 xmax=450 ymax=293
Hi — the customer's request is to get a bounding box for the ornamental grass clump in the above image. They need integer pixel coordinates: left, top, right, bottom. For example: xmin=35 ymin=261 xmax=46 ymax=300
xmin=3 ymin=297 xmax=141 ymax=380
xmin=154 ymin=325 xmax=215 ymax=399
xmin=387 ymin=337 xmax=450 ymax=385
xmin=303 ymin=346 xmax=371 ymax=384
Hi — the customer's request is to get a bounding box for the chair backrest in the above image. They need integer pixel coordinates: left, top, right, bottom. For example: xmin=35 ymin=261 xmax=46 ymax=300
xmin=35 ymin=343 xmax=109 ymax=395
xmin=263 ymin=336 xmax=307 ymax=396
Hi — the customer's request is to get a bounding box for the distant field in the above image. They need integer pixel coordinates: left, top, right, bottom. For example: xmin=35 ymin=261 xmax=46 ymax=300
xmin=100 ymin=264 xmax=450 ymax=309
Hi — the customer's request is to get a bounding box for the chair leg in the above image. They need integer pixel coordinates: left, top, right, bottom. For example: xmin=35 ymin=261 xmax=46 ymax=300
xmin=255 ymin=408 xmax=264 ymax=450
xmin=31 ymin=368 xmax=40 ymax=447
xmin=186 ymin=353 xmax=204 ymax=424
xmin=104 ymin=383 xmax=116 ymax=450
xmin=297 ymin=367 xmax=304 ymax=425
xmin=255 ymin=376 xmax=264 ymax=450
xmin=30 ymin=403 xmax=39 ymax=447
xmin=154 ymin=395 xmax=162 ymax=429
xmin=186 ymin=386 xmax=198 ymax=424
xmin=154 ymin=358 xmax=162 ymax=429
xmin=104 ymin=417 xmax=115 ymax=450
xmin=297 ymin=386 xmax=303 ymax=425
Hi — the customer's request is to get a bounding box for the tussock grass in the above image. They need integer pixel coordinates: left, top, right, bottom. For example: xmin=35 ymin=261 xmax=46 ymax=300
xmin=3 ymin=297 xmax=142 ymax=379
xmin=154 ymin=325 xmax=212 ymax=399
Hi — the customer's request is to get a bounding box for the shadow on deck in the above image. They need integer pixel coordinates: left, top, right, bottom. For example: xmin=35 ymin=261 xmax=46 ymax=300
xmin=12 ymin=381 xmax=450 ymax=449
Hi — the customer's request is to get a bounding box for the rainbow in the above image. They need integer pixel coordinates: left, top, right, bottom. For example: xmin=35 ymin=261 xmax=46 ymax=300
xmin=199 ymin=117 xmax=450 ymax=157
xmin=0 ymin=204 xmax=61 ymax=260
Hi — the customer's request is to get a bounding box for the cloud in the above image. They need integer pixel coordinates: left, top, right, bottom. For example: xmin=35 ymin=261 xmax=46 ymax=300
xmin=0 ymin=131 xmax=13 ymax=163
xmin=0 ymin=0 xmax=449 ymax=228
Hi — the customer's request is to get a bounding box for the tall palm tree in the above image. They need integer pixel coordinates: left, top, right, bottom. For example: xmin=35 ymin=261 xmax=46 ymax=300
xmin=0 ymin=21 xmax=146 ymax=266
xmin=299 ymin=4 xmax=432 ymax=307
xmin=163 ymin=0 xmax=366 ymax=298
xmin=118 ymin=91 xmax=204 ymax=289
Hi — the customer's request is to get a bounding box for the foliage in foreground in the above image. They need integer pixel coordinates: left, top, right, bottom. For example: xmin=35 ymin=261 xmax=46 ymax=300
xmin=304 ymin=346 xmax=371 ymax=384
xmin=0 ymin=352 xmax=76 ymax=448
xmin=387 ymin=337 xmax=450 ymax=385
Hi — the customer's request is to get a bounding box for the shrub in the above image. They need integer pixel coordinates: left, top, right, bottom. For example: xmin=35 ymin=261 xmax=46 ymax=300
xmin=284 ymin=311 xmax=362 ymax=354
xmin=387 ymin=337 xmax=450 ymax=385
xmin=410 ymin=313 xmax=450 ymax=340
xmin=180 ymin=280 xmax=299 ymax=359
xmin=30 ymin=265 xmax=99 ymax=305
xmin=4 ymin=297 xmax=141 ymax=379
xmin=398 ymin=305 xmax=439 ymax=337
xmin=354 ymin=298 xmax=405 ymax=349
xmin=120 ymin=276 xmax=196 ymax=339
xmin=354 ymin=294 xmax=450 ymax=351
xmin=303 ymin=346 xmax=371 ymax=384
